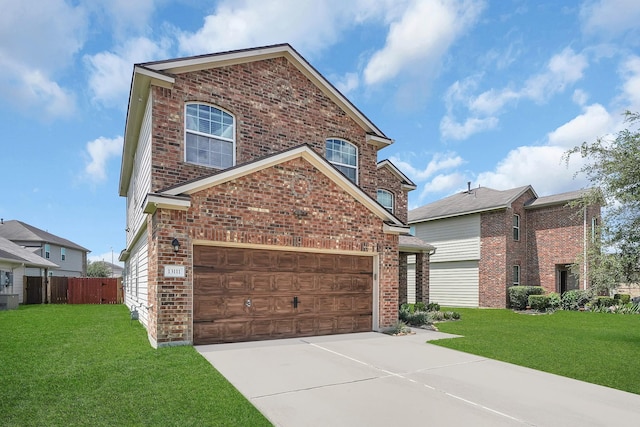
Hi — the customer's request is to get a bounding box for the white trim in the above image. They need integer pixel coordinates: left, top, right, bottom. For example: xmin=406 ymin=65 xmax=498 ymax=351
xmin=383 ymin=223 xmax=410 ymax=234
xmin=377 ymin=159 xmax=416 ymax=190
xmin=377 ymin=189 xmax=394 ymax=213
xmin=366 ymin=134 xmax=393 ymax=148
xmin=133 ymin=66 xmax=175 ymax=86
xmin=143 ymin=194 xmax=191 ymax=214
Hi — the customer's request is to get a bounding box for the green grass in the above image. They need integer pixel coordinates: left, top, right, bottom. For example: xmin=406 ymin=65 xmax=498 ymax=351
xmin=0 ymin=305 xmax=271 ymax=427
xmin=433 ymin=308 xmax=640 ymax=394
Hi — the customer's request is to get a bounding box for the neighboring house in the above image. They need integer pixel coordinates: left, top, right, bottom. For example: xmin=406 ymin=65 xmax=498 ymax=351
xmin=409 ymin=185 xmax=600 ymax=308
xmin=118 ymin=43 xmax=428 ymax=347
xmin=0 ymin=220 xmax=89 ymax=278
xmin=0 ymin=236 xmax=59 ymax=306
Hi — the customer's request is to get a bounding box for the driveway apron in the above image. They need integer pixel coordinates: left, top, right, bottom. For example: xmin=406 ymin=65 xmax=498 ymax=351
xmin=196 ymin=329 xmax=640 ymax=426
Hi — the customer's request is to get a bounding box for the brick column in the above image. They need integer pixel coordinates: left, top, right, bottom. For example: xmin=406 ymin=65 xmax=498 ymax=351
xmin=415 ymin=252 xmax=430 ymax=303
xmin=398 ymin=252 xmax=408 ymax=306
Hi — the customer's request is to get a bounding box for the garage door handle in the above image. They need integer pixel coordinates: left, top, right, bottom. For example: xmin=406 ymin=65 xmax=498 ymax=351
xmin=292 ymin=296 xmax=299 ymax=308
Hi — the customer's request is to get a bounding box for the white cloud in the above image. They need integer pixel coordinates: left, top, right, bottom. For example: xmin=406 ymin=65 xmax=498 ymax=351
xmin=0 ymin=0 xmax=86 ymax=118
xmin=619 ymin=56 xmax=640 ymax=111
xmin=89 ymin=0 xmax=157 ymax=39
xmin=334 ymin=72 xmax=360 ymax=95
xmin=546 ymin=104 xmax=614 ymax=148
xmin=177 ymin=0 xmax=376 ymax=57
xmin=84 ymin=136 xmax=124 ymax=183
xmin=581 ymin=0 xmax=640 ymax=38
xmin=419 ymin=172 xmax=468 ymax=200
xmin=440 ymin=115 xmax=499 ymax=140
xmin=390 ymin=152 xmax=465 ymax=181
xmin=441 ymin=48 xmax=588 ymax=140
xmin=475 ymin=145 xmax=588 ymax=196
xmin=85 ymin=37 xmax=171 ymax=108
xmin=363 ymin=0 xmax=484 ymax=85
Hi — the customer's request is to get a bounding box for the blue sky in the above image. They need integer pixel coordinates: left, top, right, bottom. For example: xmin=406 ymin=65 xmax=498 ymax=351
xmin=1 ymin=0 xmax=639 ymax=264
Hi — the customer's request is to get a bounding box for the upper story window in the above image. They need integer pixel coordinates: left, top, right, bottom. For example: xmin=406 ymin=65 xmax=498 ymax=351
xmin=185 ymin=103 xmax=235 ymax=169
xmin=591 ymin=217 xmax=598 ymax=244
xmin=513 ymin=214 xmax=520 ymax=241
xmin=44 ymin=244 xmax=50 ymax=259
xmin=326 ymin=138 xmax=357 ymax=183
xmin=513 ymin=265 xmax=520 ymax=285
xmin=61 ymin=247 xmax=66 ymax=261
xmin=377 ymin=189 xmax=394 ymax=213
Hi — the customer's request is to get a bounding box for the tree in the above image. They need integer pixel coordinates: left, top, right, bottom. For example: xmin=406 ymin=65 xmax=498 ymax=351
xmin=87 ymin=260 xmax=112 ymax=278
xmin=565 ymin=111 xmax=640 ymax=290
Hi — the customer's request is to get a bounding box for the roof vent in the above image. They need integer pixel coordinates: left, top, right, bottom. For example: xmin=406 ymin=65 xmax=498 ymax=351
xmin=467 ymin=182 xmax=471 ymax=193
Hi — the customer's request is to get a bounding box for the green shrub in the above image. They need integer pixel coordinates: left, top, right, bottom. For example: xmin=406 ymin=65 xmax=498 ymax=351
xmin=427 ymin=302 xmax=440 ymax=312
xmin=400 ymin=303 xmax=415 ymax=314
xmin=386 ymin=321 xmax=411 ymax=335
xmin=414 ymin=302 xmax=426 ymax=312
xmin=428 ymin=311 xmax=445 ymax=322
xmin=616 ymin=303 xmax=640 ymax=314
xmin=528 ymin=294 xmax=550 ymax=311
xmin=593 ymin=296 xmax=616 ymax=308
xmin=548 ymin=292 xmax=561 ymax=310
xmin=614 ymin=294 xmax=631 ymax=304
xmin=560 ymin=289 xmax=592 ymax=310
xmin=509 ymin=286 xmax=545 ymax=310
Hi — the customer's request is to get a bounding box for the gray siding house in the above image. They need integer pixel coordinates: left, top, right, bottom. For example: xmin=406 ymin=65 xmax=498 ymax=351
xmin=0 ymin=220 xmax=89 ymax=279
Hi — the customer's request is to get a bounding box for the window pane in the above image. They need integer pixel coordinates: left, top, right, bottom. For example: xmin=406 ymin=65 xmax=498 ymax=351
xmin=185 ymin=103 xmax=235 ymax=169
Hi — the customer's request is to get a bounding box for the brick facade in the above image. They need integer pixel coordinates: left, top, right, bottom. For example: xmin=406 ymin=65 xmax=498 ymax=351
xmin=128 ymin=47 xmax=410 ymax=346
xmin=479 ymin=190 xmax=599 ymax=307
xmin=150 ymin=58 xmax=377 ymax=199
xmin=376 ymin=165 xmax=409 ymax=223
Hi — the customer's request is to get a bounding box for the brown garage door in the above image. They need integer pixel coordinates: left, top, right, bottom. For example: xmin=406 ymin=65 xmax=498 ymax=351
xmin=193 ymin=246 xmax=373 ymax=344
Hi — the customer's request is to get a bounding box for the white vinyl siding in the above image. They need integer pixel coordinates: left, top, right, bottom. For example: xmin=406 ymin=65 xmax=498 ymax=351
xmin=407 ymin=254 xmax=416 ymax=304
xmin=126 ymin=95 xmax=153 ymax=247
xmin=414 ymin=214 xmax=480 ymax=262
xmin=124 ymin=233 xmax=149 ymax=328
xmin=429 ymin=261 xmax=479 ymax=307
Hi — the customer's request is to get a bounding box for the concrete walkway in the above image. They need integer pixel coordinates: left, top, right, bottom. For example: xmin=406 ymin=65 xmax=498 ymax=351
xmin=196 ymin=329 xmax=640 ymax=426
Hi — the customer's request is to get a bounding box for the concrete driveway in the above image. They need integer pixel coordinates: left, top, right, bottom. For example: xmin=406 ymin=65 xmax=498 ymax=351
xmin=196 ymin=329 xmax=640 ymax=426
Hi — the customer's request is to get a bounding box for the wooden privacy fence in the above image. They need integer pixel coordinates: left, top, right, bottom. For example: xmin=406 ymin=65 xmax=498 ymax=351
xmin=44 ymin=277 xmax=122 ymax=304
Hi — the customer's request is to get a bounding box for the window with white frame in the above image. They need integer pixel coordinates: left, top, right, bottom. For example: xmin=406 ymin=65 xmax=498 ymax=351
xmin=591 ymin=216 xmax=598 ymax=243
xmin=377 ymin=189 xmax=394 ymax=213
xmin=513 ymin=214 xmax=520 ymax=241
xmin=185 ymin=103 xmax=235 ymax=169
xmin=61 ymin=247 xmax=66 ymax=261
xmin=513 ymin=265 xmax=520 ymax=285
xmin=326 ymin=138 xmax=357 ymax=183
xmin=44 ymin=244 xmax=50 ymax=259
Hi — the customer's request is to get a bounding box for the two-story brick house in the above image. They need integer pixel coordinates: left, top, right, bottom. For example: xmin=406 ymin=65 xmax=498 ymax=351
xmin=409 ymin=185 xmax=600 ymax=308
xmin=118 ymin=44 xmax=426 ymax=347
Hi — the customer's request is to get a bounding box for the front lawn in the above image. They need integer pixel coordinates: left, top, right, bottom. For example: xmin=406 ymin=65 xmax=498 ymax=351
xmin=432 ymin=308 xmax=640 ymax=395
xmin=0 ymin=305 xmax=271 ymax=427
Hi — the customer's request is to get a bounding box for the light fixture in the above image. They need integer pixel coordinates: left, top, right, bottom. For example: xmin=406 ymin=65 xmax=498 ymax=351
xmin=171 ymin=238 xmax=180 ymax=253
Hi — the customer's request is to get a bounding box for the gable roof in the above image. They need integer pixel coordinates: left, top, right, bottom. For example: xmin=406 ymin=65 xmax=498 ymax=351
xmin=144 ymin=144 xmax=408 ymax=234
xmin=120 ymin=43 xmax=393 ymax=197
xmin=525 ymin=188 xmax=590 ymax=209
xmin=377 ymin=160 xmax=417 ymax=191
xmin=399 ymin=235 xmax=435 ymax=253
xmin=0 ymin=236 xmax=59 ymax=269
xmin=0 ymin=220 xmax=89 ymax=252
xmin=409 ymin=185 xmax=535 ymax=223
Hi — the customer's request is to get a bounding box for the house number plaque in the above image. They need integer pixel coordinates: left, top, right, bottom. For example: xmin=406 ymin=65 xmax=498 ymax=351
xmin=164 ymin=265 xmax=185 ymax=278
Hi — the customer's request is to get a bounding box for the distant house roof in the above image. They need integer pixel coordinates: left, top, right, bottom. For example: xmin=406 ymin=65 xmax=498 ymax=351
xmin=409 ymin=185 xmax=535 ymax=223
xmin=0 ymin=237 xmax=59 ymax=269
xmin=525 ymin=189 xmax=590 ymax=209
xmin=0 ymin=220 xmax=89 ymax=252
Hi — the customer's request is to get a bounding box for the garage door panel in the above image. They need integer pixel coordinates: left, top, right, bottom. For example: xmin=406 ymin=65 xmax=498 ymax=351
xmin=297 ymin=274 xmax=316 ymax=292
xmin=194 ymin=297 xmax=226 ymax=319
xmin=227 ymin=273 xmax=249 ymax=291
xmin=273 ymin=275 xmax=295 ymax=291
xmin=250 ymin=274 xmax=272 ymax=291
xmin=193 ymin=246 xmax=373 ymax=344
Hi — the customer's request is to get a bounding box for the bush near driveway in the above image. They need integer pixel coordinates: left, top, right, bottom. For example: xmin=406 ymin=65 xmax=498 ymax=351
xmin=0 ymin=305 xmax=271 ymax=427
xmin=433 ymin=308 xmax=640 ymax=395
